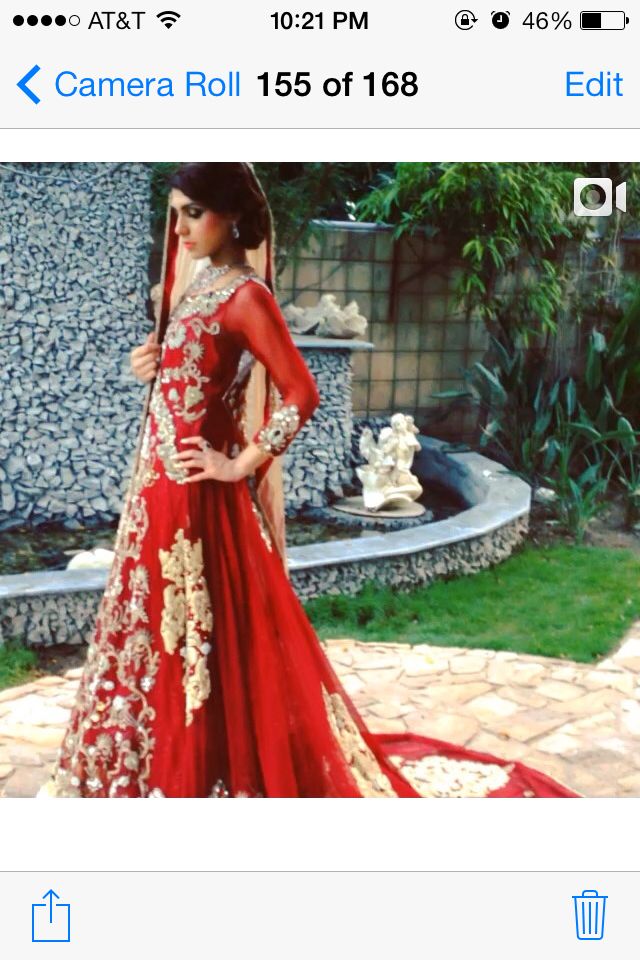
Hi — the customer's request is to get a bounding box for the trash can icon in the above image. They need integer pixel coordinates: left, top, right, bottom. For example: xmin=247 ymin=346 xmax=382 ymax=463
xmin=573 ymin=890 xmax=607 ymax=940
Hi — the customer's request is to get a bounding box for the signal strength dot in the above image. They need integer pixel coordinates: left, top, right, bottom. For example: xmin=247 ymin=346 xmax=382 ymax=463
xmin=157 ymin=10 xmax=181 ymax=28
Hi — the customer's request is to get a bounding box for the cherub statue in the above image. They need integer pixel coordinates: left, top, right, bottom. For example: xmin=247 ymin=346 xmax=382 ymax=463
xmin=356 ymin=413 xmax=423 ymax=511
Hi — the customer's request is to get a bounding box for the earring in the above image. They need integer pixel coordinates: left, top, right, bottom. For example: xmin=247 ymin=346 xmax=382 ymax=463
xmin=231 ymin=222 xmax=240 ymax=240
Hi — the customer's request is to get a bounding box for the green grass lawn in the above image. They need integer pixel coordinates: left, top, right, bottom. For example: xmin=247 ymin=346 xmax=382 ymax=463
xmin=0 ymin=641 xmax=37 ymax=692
xmin=305 ymin=545 xmax=640 ymax=663
xmin=1 ymin=546 xmax=637 ymax=693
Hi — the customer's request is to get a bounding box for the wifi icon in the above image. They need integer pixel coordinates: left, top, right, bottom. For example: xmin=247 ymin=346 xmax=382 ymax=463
xmin=157 ymin=10 xmax=181 ymax=28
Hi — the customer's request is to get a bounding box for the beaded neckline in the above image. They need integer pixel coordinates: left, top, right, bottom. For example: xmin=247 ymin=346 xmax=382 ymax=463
xmin=185 ymin=262 xmax=254 ymax=299
xmin=167 ymin=270 xmax=262 ymax=327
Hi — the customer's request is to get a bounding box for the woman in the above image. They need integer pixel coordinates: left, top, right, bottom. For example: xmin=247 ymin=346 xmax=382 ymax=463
xmin=47 ymin=163 xmax=577 ymax=797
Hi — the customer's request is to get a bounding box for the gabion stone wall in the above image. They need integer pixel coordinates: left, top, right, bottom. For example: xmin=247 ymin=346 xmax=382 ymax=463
xmin=284 ymin=346 xmax=354 ymax=515
xmin=0 ymin=518 xmax=528 ymax=646
xmin=291 ymin=517 xmax=529 ymax=601
xmin=0 ymin=163 xmax=152 ymax=531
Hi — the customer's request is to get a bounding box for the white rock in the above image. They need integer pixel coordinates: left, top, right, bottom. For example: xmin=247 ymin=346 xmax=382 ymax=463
xmin=66 ymin=548 xmax=115 ymax=570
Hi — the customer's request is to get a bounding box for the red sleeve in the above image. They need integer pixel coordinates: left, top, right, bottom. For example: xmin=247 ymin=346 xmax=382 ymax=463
xmin=224 ymin=280 xmax=320 ymax=456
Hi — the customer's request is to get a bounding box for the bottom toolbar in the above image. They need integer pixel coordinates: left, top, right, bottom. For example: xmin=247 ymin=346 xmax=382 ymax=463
xmin=0 ymin=872 xmax=633 ymax=955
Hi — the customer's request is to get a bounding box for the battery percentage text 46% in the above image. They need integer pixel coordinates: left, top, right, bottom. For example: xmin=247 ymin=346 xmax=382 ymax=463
xmin=523 ymin=11 xmax=572 ymax=29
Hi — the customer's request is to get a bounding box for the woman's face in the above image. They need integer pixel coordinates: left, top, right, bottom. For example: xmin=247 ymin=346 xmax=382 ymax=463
xmin=170 ymin=188 xmax=234 ymax=260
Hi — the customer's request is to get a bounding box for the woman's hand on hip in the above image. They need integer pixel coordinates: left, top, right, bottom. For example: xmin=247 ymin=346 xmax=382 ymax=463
xmin=130 ymin=332 xmax=161 ymax=383
xmin=174 ymin=437 xmax=245 ymax=484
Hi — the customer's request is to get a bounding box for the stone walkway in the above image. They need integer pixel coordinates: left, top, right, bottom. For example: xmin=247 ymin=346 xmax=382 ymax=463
xmin=1 ymin=626 xmax=640 ymax=797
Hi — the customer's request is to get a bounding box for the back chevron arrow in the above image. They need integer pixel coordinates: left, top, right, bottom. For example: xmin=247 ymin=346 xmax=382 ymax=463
xmin=17 ymin=65 xmax=41 ymax=104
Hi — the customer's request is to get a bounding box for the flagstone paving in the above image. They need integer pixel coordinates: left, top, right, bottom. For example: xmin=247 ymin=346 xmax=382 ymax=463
xmin=1 ymin=624 xmax=639 ymax=797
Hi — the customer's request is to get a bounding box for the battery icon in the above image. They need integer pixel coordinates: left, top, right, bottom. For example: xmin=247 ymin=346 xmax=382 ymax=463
xmin=580 ymin=11 xmax=629 ymax=29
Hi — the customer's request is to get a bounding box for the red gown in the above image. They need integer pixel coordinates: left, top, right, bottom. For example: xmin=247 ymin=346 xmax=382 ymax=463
xmin=51 ymin=271 xmax=577 ymax=798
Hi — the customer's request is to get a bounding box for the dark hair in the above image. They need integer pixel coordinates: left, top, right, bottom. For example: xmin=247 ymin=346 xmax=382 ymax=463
xmin=168 ymin=162 xmax=269 ymax=249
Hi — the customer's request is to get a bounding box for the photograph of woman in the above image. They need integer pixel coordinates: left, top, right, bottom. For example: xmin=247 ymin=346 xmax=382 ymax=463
xmin=42 ymin=163 xmax=577 ymax=798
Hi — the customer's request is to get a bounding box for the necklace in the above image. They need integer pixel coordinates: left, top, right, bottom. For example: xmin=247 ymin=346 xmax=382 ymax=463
xmin=187 ymin=261 xmax=252 ymax=297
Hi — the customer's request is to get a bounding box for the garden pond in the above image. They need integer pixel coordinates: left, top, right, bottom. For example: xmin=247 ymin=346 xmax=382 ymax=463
xmin=0 ymin=481 xmax=466 ymax=575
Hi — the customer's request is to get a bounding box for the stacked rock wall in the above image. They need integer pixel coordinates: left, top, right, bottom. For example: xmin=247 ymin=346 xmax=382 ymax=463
xmin=0 ymin=163 xmax=152 ymax=531
xmin=283 ymin=347 xmax=354 ymax=514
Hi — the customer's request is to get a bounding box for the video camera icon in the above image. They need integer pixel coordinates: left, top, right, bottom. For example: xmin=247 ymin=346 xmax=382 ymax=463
xmin=573 ymin=177 xmax=627 ymax=216
xmin=31 ymin=889 xmax=71 ymax=943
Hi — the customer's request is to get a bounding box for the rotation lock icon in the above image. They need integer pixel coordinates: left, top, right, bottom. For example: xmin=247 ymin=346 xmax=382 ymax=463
xmin=455 ymin=9 xmax=478 ymax=29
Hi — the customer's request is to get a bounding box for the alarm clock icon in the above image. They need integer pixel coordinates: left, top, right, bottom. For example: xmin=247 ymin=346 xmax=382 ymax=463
xmin=491 ymin=10 xmax=510 ymax=28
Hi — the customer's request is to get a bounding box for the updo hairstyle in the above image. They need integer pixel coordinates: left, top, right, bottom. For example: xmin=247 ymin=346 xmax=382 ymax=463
xmin=169 ymin=162 xmax=269 ymax=250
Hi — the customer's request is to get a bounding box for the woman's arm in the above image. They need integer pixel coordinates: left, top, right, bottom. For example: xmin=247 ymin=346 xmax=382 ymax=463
xmin=224 ymin=280 xmax=321 ymax=464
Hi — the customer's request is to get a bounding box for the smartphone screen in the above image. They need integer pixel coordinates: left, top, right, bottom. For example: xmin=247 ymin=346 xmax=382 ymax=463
xmin=0 ymin=1 xmax=638 ymax=950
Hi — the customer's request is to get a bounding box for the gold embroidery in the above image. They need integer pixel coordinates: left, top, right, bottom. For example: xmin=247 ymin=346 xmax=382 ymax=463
xmin=256 ymin=401 xmax=301 ymax=455
xmin=166 ymin=273 xmax=258 ymax=326
xmin=160 ymin=586 xmax=184 ymax=655
xmin=128 ymin=565 xmax=150 ymax=625
xmin=138 ymin=416 xmax=161 ymax=492
xmin=245 ymin=475 xmax=273 ymax=553
xmin=184 ymin=384 xmax=204 ymax=410
xmin=160 ymin=341 xmax=211 ymax=424
xmin=159 ymin=529 xmax=214 ymax=726
xmin=322 ymin=688 xmax=397 ymax=797
xmin=49 ymin=410 xmax=162 ymax=797
xmin=147 ymin=781 xmax=265 ymax=798
xmin=222 ymin=351 xmax=253 ymax=450
xmin=209 ymin=781 xmax=264 ymax=798
xmin=51 ymin=578 xmax=159 ymax=797
xmin=389 ymin=755 xmax=510 ymax=798
xmin=153 ymin=274 xmax=261 ymax=469
xmin=190 ymin=316 xmax=222 ymax=337
xmin=149 ymin=379 xmax=189 ymax=483
xmin=250 ymin=501 xmax=273 ymax=552
xmin=48 ymin=275 xmax=258 ymax=795
xmin=166 ymin=322 xmax=186 ymax=349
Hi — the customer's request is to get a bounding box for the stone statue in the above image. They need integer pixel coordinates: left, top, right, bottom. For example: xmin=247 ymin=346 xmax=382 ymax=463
xmin=356 ymin=413 xmax=423 ymax=511
xmin=284 ymin=294 xmax=368 ymax=339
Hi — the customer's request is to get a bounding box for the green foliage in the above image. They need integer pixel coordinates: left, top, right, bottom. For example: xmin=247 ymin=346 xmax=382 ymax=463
xmin=460 ymin=349 xmax=611 ymax=539
xmin=254 ymin=162 xmax=391 ymax=274
xmin=306 ymin=546 xmax=640 ymax=663
xmin=534 ymin=379 xmax=612 ymax=540
xmin=571 ymin=289 xmax=640 ymax=529
xmin=456 ymin=335 xmax=557 ymax=480
xmin=358 ymin=165 xmax=640 ymax=407
xmin=0 ymin=641 xmax=37 ymax=692
xmin=358 ymin=162 xmax=582 ymax=343
xmin=606 ymin=418 xmax=640 ymax=529
xmin=582 ymin=290 xmax=640 ymax=417
xmin=454 ymin=284 xmax=640 ymax=538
